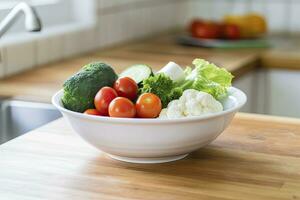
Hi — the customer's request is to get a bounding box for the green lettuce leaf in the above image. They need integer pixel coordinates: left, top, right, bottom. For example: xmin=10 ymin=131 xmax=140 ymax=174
xmin=185 ymin=59 xmax=234 ymax=100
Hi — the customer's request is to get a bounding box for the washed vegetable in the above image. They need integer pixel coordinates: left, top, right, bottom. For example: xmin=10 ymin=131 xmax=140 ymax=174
xmin=136 ymin=93 xmax=162 ymax=118
xmin=84 ymin=109 xmax=102 ymax=116
xmin=109 ymin=97 xmax=136 ymax=118
xmin=223 ymin=14 xmax=267 ymax=38
xmin=222 ymin=24 xmax=240 ymax=40
xmin=189 ymin=15 xmax=266 ymax=40
xmin=139 ymin=73 xmax=182 ymax=108
xmin=62 ymin=62 xmax=118 ymax=113
xmin=184 ymin=58 xmax=234 ymax=100
xmin=119 ymin=64 xmax=152 ymax=84
xmin=158 ymin=61 xmax=185 ymax=82
xmin=113 ymin=77 xmax=138 ymax=101
xmin=94 ymin=87 xmax=118 ymax=116
xmin=61 ymin=58 xmax=232 ymax=119
xmin=190 ymin=20 xmax=222 ymax=39
xmin=159 ymin=89 xmax=223 ymax=119
xmin=140 ymin=59 xmax=232 ymax=108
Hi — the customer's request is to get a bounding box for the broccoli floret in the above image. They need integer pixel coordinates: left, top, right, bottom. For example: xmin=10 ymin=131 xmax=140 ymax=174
xmin=139 ymin=74 xmax=182 ymax=108
xmin=62 ymin=62 xmax=117 ymax=113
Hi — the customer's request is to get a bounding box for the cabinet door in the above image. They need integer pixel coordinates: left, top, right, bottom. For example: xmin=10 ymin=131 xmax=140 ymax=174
xmin=267 ymin=69 xmax=300 ymax=118
xmin=232 ymin=71 xmax=256 ymax=113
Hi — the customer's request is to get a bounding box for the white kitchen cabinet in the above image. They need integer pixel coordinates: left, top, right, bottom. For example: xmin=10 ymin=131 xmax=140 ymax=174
xmin=233 ymin=68 xmax=300 ymax=118
xmin=253 ymin=68 xmax=268 ymax=114
xmin=232 ymin=71 xmax=256 ymax=113
xmin=233 ymin=70 xmax=266 ymax=114
xmin=266 ymin=69 xmax=300 ymax=118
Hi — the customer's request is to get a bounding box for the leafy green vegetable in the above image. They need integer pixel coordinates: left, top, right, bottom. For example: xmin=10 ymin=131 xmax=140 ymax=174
xmin=139 ymin=74 xmax=181 ymax=108
xmin=139 ymin=58 xmax=233 ymax=108
xmin=185 ymin=59 xmax=234 ymax=99
xmin=193 ymin=59 xmax=233 ymax=87
xmin=62 ymin=62 xmax=118 ymax=112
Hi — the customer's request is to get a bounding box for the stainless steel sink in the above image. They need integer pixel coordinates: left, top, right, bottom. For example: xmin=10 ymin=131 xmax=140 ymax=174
xmin=0 ymin=100 xmax=62 ymax=144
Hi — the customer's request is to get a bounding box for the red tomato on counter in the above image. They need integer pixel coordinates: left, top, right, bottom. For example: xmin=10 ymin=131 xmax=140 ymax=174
xmin=113 ymin=77 xmax=138 ymax=101
xmin=189 ymin=19 xmax=204 ymax=35
xmin=222 ymin=24 xmax=241 ymax=40
xmin=191 ymin=21 xmax=222 ymax=39
xmin=136 ymin=93 xmax=162 ymax=118
xmin=94 ymin=87 xmax=118 ymax=116
xmin=109 ymin=97 xmax=136 ymax=118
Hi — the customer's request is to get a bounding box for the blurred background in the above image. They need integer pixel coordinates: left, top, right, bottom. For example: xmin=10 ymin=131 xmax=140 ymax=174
xmin=0 ymin=0 xmax=299 ymax=118
xmin=0 ymin=0 xmax=298 ymax=61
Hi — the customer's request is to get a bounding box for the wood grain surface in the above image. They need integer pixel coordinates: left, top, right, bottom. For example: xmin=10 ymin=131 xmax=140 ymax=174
xmin=0 ymin=113 xmax=300 ymax=200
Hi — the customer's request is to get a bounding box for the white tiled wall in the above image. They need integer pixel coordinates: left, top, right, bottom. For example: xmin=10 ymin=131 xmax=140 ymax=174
xmin=0 ymin=0 xmax=182 ymax=78
xmin=36 ymin=33 xmax=65 ymax=66
xmin=1 ymin=38 xmax=36 ymax=76
xmin=95 ymin=0 xmax=182 ymax=48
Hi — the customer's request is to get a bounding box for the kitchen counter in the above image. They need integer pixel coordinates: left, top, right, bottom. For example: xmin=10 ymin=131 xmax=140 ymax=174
xmin=1 ymin=113 xmax=300 ymax=199
xmin=1 ymin=32 xmax=300 ymax=103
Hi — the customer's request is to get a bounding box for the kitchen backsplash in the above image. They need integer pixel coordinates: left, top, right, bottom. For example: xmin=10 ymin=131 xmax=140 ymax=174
xmin=0 ymin=0 xmax=299 ymax=78
xmin=0 ymin=0 xmax=182 ymax=78
xmin=95 ymin=0 xmax=182 ymax=48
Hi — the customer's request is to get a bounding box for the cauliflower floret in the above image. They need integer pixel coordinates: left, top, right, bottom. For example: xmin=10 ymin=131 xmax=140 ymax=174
xmin=158 ymin=89 xmax=223 ymax=119
xmin=158 ymin=108 xmax=168 ymax=119
xmin=181 ymin=89 xmax=223 ymax=116
xmin=166 ymin=100 xmax=185 ymax=119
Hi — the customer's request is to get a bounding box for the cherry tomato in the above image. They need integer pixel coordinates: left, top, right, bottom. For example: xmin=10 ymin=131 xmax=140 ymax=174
xmin=222 ymin=24 xmax=240 ymax=40
xmin=136 ymin=93 xmax=162 ymax=118
xmin=84 ymin=109 xmax=101 ymax=116
xmin=109 ymin=97 xmax=136 ymax=118
xmin=189 ymin=19 xmax=204 ymax=34
xmin=192 ymin=21 xmax=222 ymax=39
xmin=94 ymin=87 xmax=118 ymax=116
xmin=113 ymin=77 xmax=138 ymax=100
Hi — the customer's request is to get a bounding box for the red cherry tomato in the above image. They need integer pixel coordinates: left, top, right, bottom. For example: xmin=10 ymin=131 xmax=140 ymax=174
xmin=84 ymin=109 xmax=101 ymax=116
xmin=113 ymin=77 xmax=138 ymax=101
xmin=136 ymin=93 xmax=162 ymax=118
xmin=222 ymin=24 xmax=241 ymax=40
xmin=189 ymin=19 xmax=204 ymax=34
xmin=192 ymin=21 xmax=222 ymax=39
xmin=94 ymin=87 xmax=118 ymax=116
xmin=109 ymin=97 xmax=136 ymax=118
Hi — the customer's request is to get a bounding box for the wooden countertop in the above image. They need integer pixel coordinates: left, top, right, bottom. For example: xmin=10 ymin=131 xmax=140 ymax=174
xmin=1 ymin=113 xmax=300 ymax=199
xmin=2 ymin=32 xmax=300 ymax=103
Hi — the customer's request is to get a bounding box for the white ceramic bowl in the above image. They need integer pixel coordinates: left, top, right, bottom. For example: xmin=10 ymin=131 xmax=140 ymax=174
xmin=52 ymin=87 xmax=246 ymax=164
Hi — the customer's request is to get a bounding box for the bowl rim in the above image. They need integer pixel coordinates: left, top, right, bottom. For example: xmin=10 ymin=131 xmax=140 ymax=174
xmin=52 ymin=87 xmax=247 ymax=124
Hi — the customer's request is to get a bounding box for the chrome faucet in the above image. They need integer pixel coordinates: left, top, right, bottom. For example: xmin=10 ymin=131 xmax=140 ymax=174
xmin=0 ymin=2 xmax=42 ymax=38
